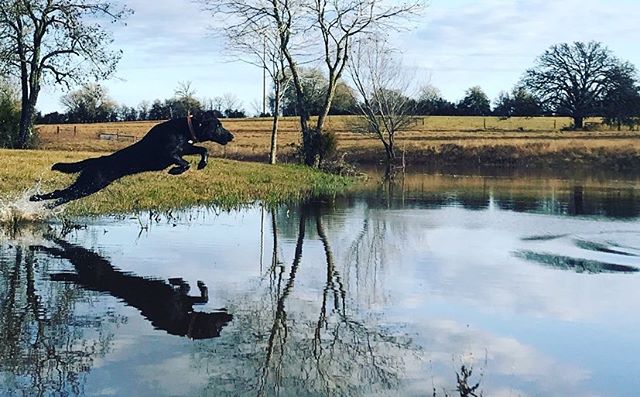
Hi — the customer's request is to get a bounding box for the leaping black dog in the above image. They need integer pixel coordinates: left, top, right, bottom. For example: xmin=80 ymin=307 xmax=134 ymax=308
xmin=30 ymin=110 xmax=234 ymax=207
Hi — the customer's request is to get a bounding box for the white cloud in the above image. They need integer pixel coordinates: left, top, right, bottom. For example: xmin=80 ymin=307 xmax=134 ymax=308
xmin=398 ymin=0 xmax=640 ymax=101
xmin=36 ymin=0 xmax=640 ymax=112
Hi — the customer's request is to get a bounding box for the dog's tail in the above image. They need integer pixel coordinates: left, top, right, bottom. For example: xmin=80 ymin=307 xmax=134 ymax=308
xmin=51 ymin=158 xmax=98 ymax=174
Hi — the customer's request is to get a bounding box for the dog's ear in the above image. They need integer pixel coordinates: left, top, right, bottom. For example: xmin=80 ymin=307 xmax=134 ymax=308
xmin=194 ymin=110 xmax=222 ymax=121
xmin=200 ymin=110 xmax=224 ymax=123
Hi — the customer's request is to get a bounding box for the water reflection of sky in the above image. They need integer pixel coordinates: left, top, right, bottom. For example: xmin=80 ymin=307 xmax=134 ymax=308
xmin=2 ymin=177 xmax=640 ymax=396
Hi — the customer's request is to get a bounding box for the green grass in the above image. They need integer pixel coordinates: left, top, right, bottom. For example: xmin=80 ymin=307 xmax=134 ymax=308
xmin=0 ymin=149 xmax=355 ymax=216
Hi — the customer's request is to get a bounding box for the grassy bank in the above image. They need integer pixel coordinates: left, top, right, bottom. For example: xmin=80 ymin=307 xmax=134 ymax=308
xmin=35 ymin=115 xmax=640 ymax=169
xmin=0 ymin=149 xmax=354 ymax=216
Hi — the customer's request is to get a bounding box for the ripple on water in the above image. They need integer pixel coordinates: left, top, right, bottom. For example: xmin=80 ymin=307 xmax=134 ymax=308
xmin=517 ymin=231 xmax=640 ymax=274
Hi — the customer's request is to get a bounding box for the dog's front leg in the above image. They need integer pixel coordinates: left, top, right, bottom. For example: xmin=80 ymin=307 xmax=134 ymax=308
xmin=183 ymin=145 xmax=209 ymax=170
xmin=168 ymin=155 xmax=190 ymax=175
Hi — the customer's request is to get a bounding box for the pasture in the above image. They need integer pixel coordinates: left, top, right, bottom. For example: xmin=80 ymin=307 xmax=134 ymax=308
xmin=35 ymin=115 xmax=640 ymax=168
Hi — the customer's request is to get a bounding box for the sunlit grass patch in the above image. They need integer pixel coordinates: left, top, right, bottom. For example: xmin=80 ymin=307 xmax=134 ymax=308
xmin=0 ymin=149 xmax=355 ymax=217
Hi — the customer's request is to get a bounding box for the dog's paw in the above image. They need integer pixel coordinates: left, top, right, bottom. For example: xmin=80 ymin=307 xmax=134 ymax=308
xmin=29 ymin=194 xmax=42 ymax=202
xmin=45 ymin=201 xmax=59 ymax=210
xmin=29 ymin=245 xmax=47 ymax=252
xmin=197 ymin=161 xmax=207 ymax=170
xmin=168 ymin=165 xmax=189 ymax=175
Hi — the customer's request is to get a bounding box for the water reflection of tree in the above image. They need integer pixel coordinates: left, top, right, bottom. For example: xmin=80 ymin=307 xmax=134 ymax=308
xmin=194 ymin=201 xmax=415 ymax=396
xmin=0 ymin=238 xmax=120 ymax=396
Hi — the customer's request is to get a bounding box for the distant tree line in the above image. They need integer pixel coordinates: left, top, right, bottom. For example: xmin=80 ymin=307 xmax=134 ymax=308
xmin=34 ymin=81 xmax=247 ymax=124
xmin=272 ymin=46 xmax=640 ymax=131
xmin=8 ymin=40 xmax=640 ymax=136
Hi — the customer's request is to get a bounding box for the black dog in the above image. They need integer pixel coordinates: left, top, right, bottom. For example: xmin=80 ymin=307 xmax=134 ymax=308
xmin=30 ymin=111 xmax=234 ymax=207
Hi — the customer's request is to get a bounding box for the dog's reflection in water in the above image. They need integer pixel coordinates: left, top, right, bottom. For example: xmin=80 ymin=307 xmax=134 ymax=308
xmin=31 ymin=237 xmax=232 ymax=339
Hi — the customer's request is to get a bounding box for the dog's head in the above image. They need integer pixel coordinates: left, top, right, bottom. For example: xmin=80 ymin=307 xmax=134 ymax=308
xmin=186 ymin=311 xmax=233 ymax=339
xmin=194 ymin=110 xmax=234 ymax=145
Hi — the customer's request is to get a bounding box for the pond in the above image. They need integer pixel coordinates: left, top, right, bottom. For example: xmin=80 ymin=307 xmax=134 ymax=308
xmin=1 ymin=169 xmax=640 ymax=396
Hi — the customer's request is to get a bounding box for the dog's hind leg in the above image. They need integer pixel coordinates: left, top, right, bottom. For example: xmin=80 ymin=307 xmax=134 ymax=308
xmin=30 ymin=188 xmax=67 ymax=202
xmin=52 ymin=157 xmax=100 ymax=174
xmin=47 ymin=180 xmax=111 ymax=208
xmin=43 ymin=170 xmax=113 ymax=208
xmin=30 ymin=186 xmax=80 ymax=207
xmin=46 ymin=186 xmax=98 ymax=208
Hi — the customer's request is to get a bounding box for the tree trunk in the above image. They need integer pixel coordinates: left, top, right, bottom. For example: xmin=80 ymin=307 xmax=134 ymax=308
xmin=269 ymin=91 xmax=280 ymax=165
xmin=572 ymin=115 xmax=584 ymax=130
xmin=18 ymin=96 xmax=37 ymax=149
xmin=17 ymin=59 xmax=41 ymax=148
xmin=388 ymin=132 xmax=396 ymax=162
xmin=283 ymin=52 xmax=309 ymax=133
xmin=316 ymin=77 xmax=338 ymax=132
xmin=302 ymin=129 xmax=320 ymax=167
xmin=282 ymin=51 xmax=317 ymax=166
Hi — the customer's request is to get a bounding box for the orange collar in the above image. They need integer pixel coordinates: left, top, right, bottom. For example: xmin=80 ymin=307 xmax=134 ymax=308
xmin=186 ymin=112 xmax=198 ymax=142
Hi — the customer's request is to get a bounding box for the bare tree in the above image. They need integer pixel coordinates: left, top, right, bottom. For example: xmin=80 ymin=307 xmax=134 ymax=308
xmin=174 ymin=80 xmax=197 ymax=100
xmin=172 ymin=80 xmax=201 ymax=115
xmin=137 ymin=100 xmax=150 ymax=121
xmin=310 ymin=0 xmax=423 ymax=132
xmin=221 ymin=92 xmax=242 ymax=113
xmin=200 ymin=0 xmax=424 ymax=167
xmin=349 ymin=38 xmax=415 ymax=170
xmin=300 ymin=0 xmax=424 ymax=166
xmin=0 ymin=0 xmax=131 ymax=148
xmin=219 ymin=4 xmax=291 ymax=163
xmin=199 ymin=0 xmax=305 ymax=164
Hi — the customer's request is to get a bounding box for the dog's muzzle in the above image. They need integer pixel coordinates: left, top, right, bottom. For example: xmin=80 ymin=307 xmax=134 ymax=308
xmin=222 ymin=128 xmax=234 ymax=143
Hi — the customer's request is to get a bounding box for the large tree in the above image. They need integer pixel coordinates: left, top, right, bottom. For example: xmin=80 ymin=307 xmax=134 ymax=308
xmin=493 ymin=87 xmax=542 ymax=117
xmin=61 ymin=83 xmax=116 ymax=123
xmin=0 ymin=0 xmax=130 ymax=148
xmin=416 ymin=84 xmax=456 ymax=115
xmin=281 ymin=68 xmax=329 ymax=117
xmin=601 ymin=65 xmax=640 ymax=130
xmin=522 ymin=41 xmax=633 ymax=129
xmin=456 ymin=86 xmax=490 ymax=116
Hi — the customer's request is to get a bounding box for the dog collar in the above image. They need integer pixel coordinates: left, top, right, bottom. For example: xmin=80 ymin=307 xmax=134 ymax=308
xmin=186 ymin=113 xmax=198 ymax=142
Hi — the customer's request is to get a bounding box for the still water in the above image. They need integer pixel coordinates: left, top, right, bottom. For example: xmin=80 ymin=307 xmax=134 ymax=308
xmin=1 ymin=171 xmax=640 ymax=397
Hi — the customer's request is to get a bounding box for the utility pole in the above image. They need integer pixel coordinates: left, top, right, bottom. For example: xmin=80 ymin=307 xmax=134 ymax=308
xmin=262 ymin=38 xmax=267 ymax=116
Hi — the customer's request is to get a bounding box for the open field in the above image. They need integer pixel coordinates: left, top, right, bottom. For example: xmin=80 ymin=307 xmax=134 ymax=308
xmin=0 ymin=149 xmax=353 ymax=217
xmin=35 ymin=115 xmax=640 ymax=169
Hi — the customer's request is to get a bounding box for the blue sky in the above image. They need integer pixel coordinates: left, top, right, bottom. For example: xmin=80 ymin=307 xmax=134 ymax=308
xmin=36 ymin=0 xmax=640 ymax=114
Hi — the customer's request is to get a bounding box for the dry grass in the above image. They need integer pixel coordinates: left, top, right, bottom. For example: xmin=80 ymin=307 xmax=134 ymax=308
xmin=35 ymin=115 xmax=640 ymax=168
